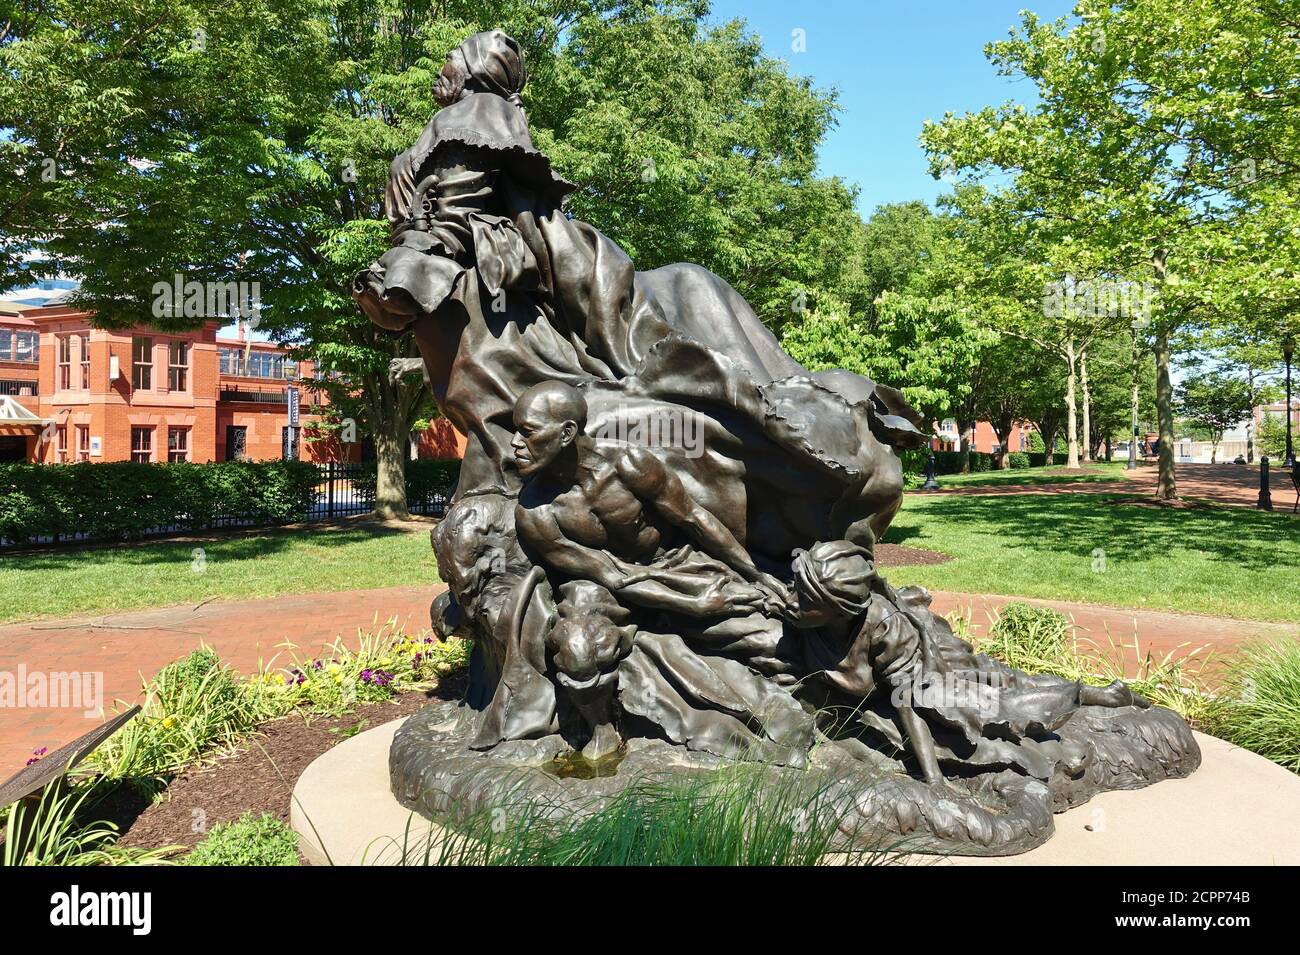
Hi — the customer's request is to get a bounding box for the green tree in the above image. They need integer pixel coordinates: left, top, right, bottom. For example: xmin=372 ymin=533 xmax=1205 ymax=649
xmin=922 ymin=0 xmax=1300 ymax=498
xmin=1176 ymin=372 xmax=1253 ymax=463
xmin=3 ymin=0 xmax=864 ymax=514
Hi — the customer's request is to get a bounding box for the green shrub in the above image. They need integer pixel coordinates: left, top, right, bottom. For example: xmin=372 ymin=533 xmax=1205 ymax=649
xmin=187 ymin=812 xmax=299 ymax=866
xmin=932 ymin=450 xmax=996 ymax=475
xmin=1007 ymin=451 xmax=1031 ymax=469
xmin=1025 ymin=452 xmax=1069 ymax=467
xmin=0 ymin=459 xmax=318 ymax=545
xmin=965 ymin=603 xmax=1216 ymax=726
xmin=350 ymin=459 xmax=460 ymax=510
xmin=2 ymin=781 xmax=174 ymax=866
xmin=90 ymin=629 xmax=472 ymax=780
xmin=983 ymin=603 xmax=1072 ymax=669
xmin=271 ymin=623 xmax=471 ymax=716
xmin=91 ymin=647 xmax=287 ymax=780
xmin=1205 ymin=640 xmax=1300 ymax=773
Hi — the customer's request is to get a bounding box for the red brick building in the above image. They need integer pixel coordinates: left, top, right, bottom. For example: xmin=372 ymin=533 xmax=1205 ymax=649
xmin=0 ymin=304 xmax=465 ymax=464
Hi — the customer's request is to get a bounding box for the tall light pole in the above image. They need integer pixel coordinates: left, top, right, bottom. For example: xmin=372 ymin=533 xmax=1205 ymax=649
xmin=1285 ymin=335 xmax=1295 ymax=468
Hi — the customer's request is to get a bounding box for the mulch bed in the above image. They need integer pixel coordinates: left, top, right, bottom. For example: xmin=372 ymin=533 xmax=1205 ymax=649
xmin=114 ymin=673 xmax=465 ymax=858
xmin=874 ymin=543 xmax=951 ymax=566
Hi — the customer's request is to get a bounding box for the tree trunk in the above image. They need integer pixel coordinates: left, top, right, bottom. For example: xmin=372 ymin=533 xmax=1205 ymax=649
xmin=1246 ymin=367 xmax=1256 ymax=462
xmin=1128 ymin=326 xmax=1141 ymax=470
xmin=363 ymin=368 xmax=413 ymax=521
xmin=1152 ymin=250 xmax=1177 ymax=500
xmin=994 ymin=412 xmax=1014 ymax=468
xmin=1065 ymin=336 xmax=1081 ymax=469
xmin=1080 ymin=349 xmax=1092 ymax=463
xmin=372 ymin=424 xmax=410 ymax=520
xmin=1153 ymin=326 xmax=1178 ymax=499
xmin=1035 ymin=415 xmax=1060 ymax=464
xmin=957 ymin=419 xmax=973 ymax=473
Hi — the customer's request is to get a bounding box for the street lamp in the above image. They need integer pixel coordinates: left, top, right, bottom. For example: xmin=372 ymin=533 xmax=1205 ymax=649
xmin=921 ymin=439 xmax=941 ymax=491
xmin=1285 ymin=336 xmax=1295 ymax=469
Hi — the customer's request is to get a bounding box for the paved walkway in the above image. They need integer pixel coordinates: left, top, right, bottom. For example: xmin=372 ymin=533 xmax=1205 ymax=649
xmin=2 ymin=583 xmax=1295 ymax=775
xmin=920 ymin=461 xmax=1298 ymax=510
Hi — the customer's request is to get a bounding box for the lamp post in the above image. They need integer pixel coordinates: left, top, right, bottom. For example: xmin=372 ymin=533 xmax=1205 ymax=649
xmin=921 ymin=442 xmax=941 ymax=491
xmin=1284 ymin=336 xmax=1295 ymax=469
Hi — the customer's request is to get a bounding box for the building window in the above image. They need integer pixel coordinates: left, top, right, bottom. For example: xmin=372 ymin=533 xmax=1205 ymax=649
xmin=219 ymin=347 xmax=297 ymax=379
xmin=79 ymin=334 xmax=90 ymax=390
xmin=56 ymin=425 xmax=67 ymax=463
xmin=131 ymin=427 xmax=153 ymax=463
xmin=168 ymin=341 xmax=189 ymax=392
xmin=75 ymin=425 xmax=90 ymax=462
xmin=57 ymin=335 xmax=72 ymax=390
xmin=167 ymin=427 xmax=189 ymax=462
xmin=132 ymin=336 xmax=153 ymax=390
xmin=13 ymin=332 xmax=38 ymax=363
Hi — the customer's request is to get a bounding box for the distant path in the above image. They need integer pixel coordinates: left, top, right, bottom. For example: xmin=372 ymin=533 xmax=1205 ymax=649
xmin=919 ymin=461 xmax=1292 ymax=509
xmin=3 ymin=582 xmax=1295 ymax=775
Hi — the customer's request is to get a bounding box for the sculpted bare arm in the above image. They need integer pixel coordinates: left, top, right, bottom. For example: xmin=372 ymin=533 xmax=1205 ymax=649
xmin=514 ymin=500 xmax=759 ymax=617
xmin=616 ymin=446 xmax=765 ymax=584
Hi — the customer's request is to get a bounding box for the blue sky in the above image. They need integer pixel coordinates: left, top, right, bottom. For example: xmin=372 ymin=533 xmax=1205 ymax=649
xmin=708 ymin=0 xmax=1076 ymax=215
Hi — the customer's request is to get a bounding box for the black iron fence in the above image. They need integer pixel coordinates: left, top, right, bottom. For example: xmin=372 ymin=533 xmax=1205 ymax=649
xmin=219 ymin=388 xmax=290 ymax=404
xmin=0 ymin=459 xmax=455 ymax=550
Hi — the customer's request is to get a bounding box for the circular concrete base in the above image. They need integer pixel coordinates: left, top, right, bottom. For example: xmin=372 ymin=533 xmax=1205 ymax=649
xmin=290 ymin=719 xmax=1300 ymax=866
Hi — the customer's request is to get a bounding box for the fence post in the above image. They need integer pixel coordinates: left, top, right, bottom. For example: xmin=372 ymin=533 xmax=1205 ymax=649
xmin=327 ymin=462 xmax=336 ymax=518
xmin=1257 ymin=457 xmax=1273 ymax=511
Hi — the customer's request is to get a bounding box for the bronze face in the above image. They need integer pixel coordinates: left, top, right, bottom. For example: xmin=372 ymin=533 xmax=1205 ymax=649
xmin=433 ymin=54 xmax=466 ymax=108
xmin=511 ymin=398 xmax=577 ymax=477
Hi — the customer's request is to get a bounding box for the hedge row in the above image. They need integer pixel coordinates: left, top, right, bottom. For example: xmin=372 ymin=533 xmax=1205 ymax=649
xmin=902 ymin=448 xmax=1072 ymax=478
xmin=351 ymin=459 xmax=461 ymax=506
xmin=0 ymin=460 xmax=319 ymax=546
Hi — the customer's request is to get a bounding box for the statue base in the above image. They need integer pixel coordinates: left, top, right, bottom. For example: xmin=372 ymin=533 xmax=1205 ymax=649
xmin=388 ymin=699 xmax=1200 ymax=857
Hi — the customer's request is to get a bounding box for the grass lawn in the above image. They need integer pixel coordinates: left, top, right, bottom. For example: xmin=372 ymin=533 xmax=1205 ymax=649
xmin=924 ymin=461 xmax=1128 ymax=488
xmin=0 ymin=524 xmax=438 ymax=625
xmin=883 ymin=493 xmax=1300 ymax=623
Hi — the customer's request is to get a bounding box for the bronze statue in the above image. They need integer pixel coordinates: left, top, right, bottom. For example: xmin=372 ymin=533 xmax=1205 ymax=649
xmin=361 ymin=31 xmax=1200 ymax=855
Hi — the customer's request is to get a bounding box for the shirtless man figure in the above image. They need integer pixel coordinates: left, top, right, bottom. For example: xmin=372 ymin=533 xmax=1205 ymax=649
xmin=511 ymin=381 xmax=796 ymax=758
xmin=511 ymin=381 xmax=789 ymax=618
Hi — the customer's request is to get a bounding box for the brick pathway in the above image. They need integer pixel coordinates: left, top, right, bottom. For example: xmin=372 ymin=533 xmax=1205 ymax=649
xmin=921 ymin=461 xmax=1298 ymax=510
xmin=2 ymin=582 xmax=1295 ymax=775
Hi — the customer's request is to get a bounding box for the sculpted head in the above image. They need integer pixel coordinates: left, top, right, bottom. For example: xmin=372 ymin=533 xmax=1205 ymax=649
xmin=791 ymin=540 xmax=876 ymax=627
xmin=512 ymin=381 xmax=588 ymax=477
xmin=435 ymin=31 xmax=527 ymax=108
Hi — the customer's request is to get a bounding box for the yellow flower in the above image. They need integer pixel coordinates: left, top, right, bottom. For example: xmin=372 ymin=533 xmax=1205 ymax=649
xmin=162 ymin=717 xmax=175 ymax=729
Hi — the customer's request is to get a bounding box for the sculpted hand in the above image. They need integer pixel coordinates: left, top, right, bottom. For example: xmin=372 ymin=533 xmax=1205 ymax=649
xmin=753 ymin=572 xmax=796 ymax=616
xmin=699 ymin=578 xmax=767 ymax=617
